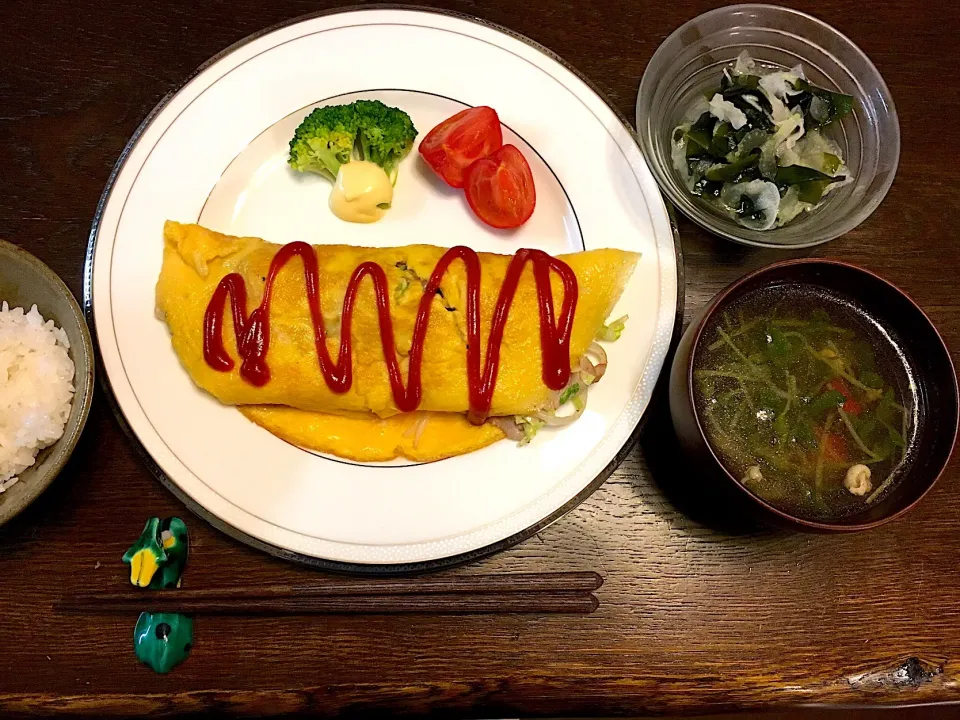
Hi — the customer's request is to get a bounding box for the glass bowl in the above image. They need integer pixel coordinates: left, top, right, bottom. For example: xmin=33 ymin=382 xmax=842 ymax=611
xmin=636 ymin=4 xmax=900 ymax=249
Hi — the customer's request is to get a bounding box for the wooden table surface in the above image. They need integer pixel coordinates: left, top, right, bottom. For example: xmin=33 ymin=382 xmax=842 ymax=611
xmin=1 ymin=0 xmax=959 ymax=716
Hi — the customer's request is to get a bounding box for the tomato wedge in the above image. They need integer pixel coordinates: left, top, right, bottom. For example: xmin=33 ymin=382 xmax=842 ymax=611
xmin=463 ymin=145 xmax=536 ymax=229
xmin=824 ymin=432 xmax=848 ymax=462
xmin=827 ymin=378 xmax=863 ymax=415
xmin=418 ymin=106 xmax=503 ymax=188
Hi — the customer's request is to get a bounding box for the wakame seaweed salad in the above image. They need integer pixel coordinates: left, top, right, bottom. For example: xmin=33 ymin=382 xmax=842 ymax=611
xmin=672 ymin=51 xmax=856 ymax=230
xmin=693 ymin=285 xmax=917 ymax=522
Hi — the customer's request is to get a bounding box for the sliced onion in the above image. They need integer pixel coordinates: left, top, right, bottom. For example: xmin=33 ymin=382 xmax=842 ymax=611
xmin=536 ymin=382 xmax=588 ymax=426
xmin=490 ymin=416 xmax=525 ymax=441
xmin=721 ymin=179 xmax=780 ymax=231
xmin=537 ymin=408 xmax=584 ymax=427
xmin=588 ymin=341 xmax=608 ymax=366
xmin=580 ymin=355 xmax=597 ymax=382
xmin=743 ymin=94 xmax=765 ymax=113
xmin=402 ymin=412 xmax=430 ymax=448
xmin=580 ymin=342 xmax=608 ymax=383
xmin=401 ymin=413 xmax=419 ymax=438
xmin=412 ymin=415 xmax=429 ymax=448
xmin=544 ymin=389 xmax=562 ymax=411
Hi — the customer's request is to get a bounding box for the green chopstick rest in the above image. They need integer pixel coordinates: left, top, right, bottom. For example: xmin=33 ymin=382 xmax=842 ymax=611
xmin=134 ymin=612 xmax=193 ymax=674
xmin=124 ymin=516 xmax=193 ymax=673
xmin=122 ymin=516 xmax=189 ymax=589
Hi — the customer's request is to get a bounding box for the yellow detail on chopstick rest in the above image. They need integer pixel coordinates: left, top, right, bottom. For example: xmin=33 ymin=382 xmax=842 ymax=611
xmin=122 ymin=517 xmax=189 ymax=588
xmin=122 ymin=518 xmax=164 ymax=587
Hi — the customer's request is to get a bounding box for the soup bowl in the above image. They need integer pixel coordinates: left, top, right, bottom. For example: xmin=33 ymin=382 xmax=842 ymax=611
xmin=669 ymin=259 xmax=957 ymax=532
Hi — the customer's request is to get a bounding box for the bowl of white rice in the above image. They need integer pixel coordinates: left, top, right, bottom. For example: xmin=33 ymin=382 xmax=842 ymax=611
xmin=0 ymin=239 xmax=94 ymax=526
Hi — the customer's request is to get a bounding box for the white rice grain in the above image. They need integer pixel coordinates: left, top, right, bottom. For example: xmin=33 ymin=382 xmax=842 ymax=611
xmin=0 ymin=302 xmax=75 ymax=490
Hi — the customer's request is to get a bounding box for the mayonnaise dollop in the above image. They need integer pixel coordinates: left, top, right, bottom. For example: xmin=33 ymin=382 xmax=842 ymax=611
xmin=328 ymin=161 xmax=393 ymax=224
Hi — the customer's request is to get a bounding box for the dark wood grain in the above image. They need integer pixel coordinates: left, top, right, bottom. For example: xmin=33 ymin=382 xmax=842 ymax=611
xmin=1 ymin=0 xmax=959 ymax=717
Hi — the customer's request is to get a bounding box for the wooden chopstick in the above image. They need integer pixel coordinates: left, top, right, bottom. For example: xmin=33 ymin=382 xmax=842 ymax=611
xmin=57 ymin=590 xmax=598 ymax=615
xmin=83 ymin=571 xmax=601 ymax=598
xmin=55 ymin=572 xmax=603 ymax=616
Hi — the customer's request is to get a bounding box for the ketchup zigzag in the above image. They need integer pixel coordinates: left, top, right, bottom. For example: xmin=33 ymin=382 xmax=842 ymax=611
xmin=203 ymin=242 xmax=578 ymax=423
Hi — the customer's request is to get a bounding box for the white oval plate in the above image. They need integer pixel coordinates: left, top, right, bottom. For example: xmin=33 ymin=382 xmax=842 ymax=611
xmin=86 ymin=7 xmax=679 ymax=571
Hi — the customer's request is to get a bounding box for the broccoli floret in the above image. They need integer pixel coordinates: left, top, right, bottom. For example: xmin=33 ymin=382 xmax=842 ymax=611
xmin=288 ymin=104 xmax=359 ymax=181
xmin=352 ymin=100 xmax=418 ymax=184
xmin=288 ymin=100 xmax=418 ymax=184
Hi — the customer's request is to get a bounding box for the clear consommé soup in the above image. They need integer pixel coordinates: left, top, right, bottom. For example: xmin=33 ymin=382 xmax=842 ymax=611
xmin=693 ymin=283 xmax=918 ymax=522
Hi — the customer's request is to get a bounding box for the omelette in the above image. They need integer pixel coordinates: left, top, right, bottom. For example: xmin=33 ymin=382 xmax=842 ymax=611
xmin=156 ymin=221 xmax=638 ymax=461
